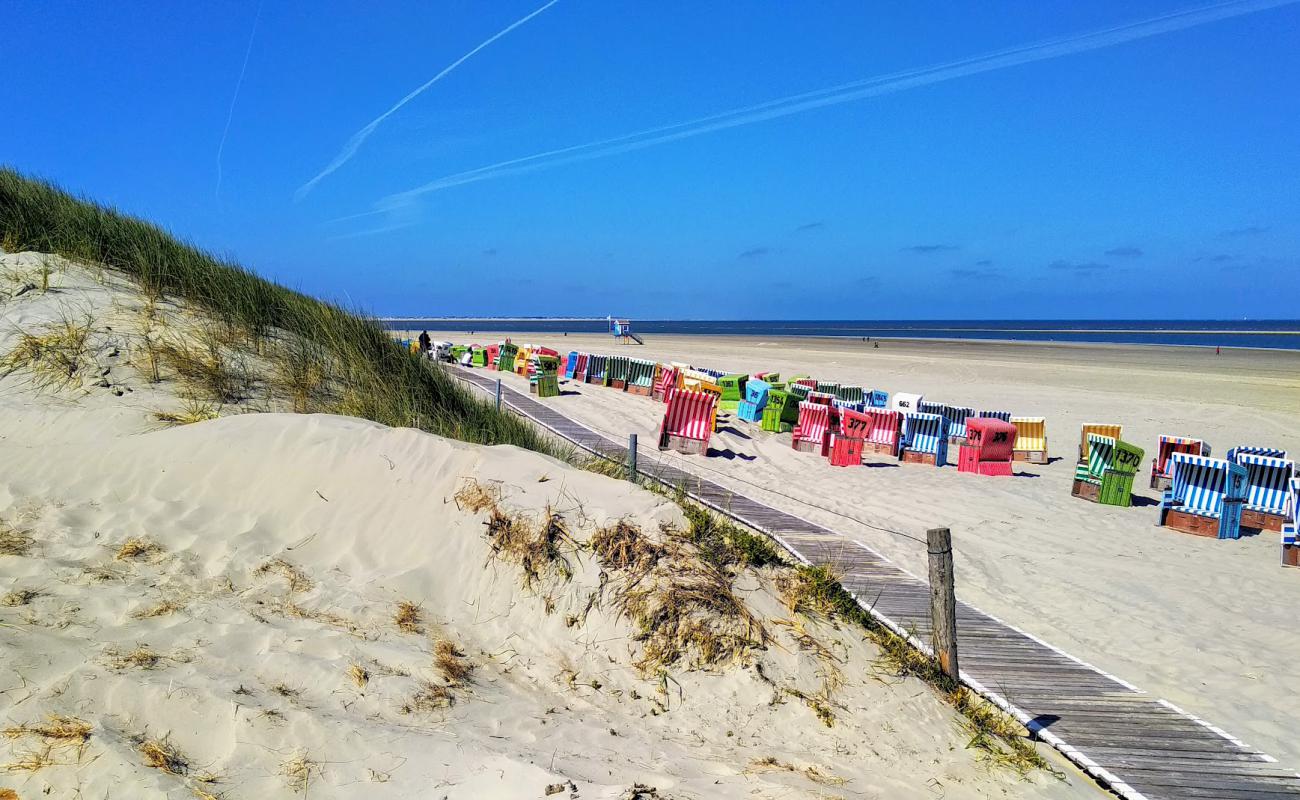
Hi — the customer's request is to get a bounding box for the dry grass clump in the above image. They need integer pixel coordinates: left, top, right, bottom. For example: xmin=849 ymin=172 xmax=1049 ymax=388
xmin=153 ymin=396 xmax=219 ymax=426
xmin=3 ymin=715 xmax=92 ymax=746
xmin=276 ymin=598 xmax=367 ymax=638
xmin=115 ymin=536 xmax=163 ymax=561
xmin=0 ymin=522 xmax=34 ymax=556
xmin=457 ymin=481 xmax=577 ymax=590
xmin=951 ymin=687 xmax=1053 ymax=775
xmin=590 ymin=521 xmax=663 ymax=575
xmin=433 ymin=639 xmax=474 ymax=687
xmin=132 ymin=599 xmax=184 ymax=619
xmin=2 ymin=588 xmax=40 ymax=606
xmin=747 ymin=756 xmax=846 ymax=787
xmin=393 ymin=600 xmax=423 ymax=634
xmin=347 ymin=663 xmax=370 ymax=688
xmin=452 ymin=478 xmax=500 ymax=513
xmin=104 ymin=644 xmax=164 ymax=671
xmin=0 ymin=315 xmax=92 ymax=391
xmin=155 ymin=336 xmax=251 ymax=403
xmin=281 ymin=752 xmax=319 ymax=794
xmin=776 ymin=564 xmax=846 ymax=617
xmin=0 ymin=788 xmax=18 ymax=799
xmin=3 ymin=746 xmax=61 ymax=774
xmin=404 ymin=681 xmax=453 ymax=713
xmin=255 ymin=558 xmax=313 ymax=593
xmin=139 ymin=735 xmax=188 ymax=774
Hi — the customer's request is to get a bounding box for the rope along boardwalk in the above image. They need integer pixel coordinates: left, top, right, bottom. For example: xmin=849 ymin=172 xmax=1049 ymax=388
xmin=454 ymin=367 xmax=1300 ymax=800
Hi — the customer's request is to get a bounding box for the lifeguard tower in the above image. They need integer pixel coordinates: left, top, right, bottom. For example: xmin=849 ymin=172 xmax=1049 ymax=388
xmin=609 ymin=316 xmax=644 ymax=345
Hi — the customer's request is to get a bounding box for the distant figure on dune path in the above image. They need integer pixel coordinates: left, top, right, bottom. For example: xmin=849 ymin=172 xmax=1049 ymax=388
xmin=419 ymin=330 xmax=431 ymax=354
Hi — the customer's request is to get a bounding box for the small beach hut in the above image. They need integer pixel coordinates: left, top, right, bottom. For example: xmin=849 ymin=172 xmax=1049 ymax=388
xmin=1011 ymin=417 xmax=1048 ymax=464
xmin=792 ymin=401 xmax=832 ymax=456
xmin=1281 ymin=478 xmax=1299 ymax=567
xmin=1150 ymin=435 xmax=1210 ymax=490
xmin=658 ymin=388 xmax=716 ymax=455
xmin=891 ymin=392 xmax=923 ymax=415
xmin=1158 ymin=453 xmax=1248 ymax=539
xmin=1227 ymin=449 xmax=1294 ymax=531
xmin=1079 ymin=423 xmax=1122 ymax=463
xmin=737 ymin=379 xmax=771 ymax=423
xmin=718 ymin=374 xmax=747 ymax=412
xmin=900 ymin=413 xmax=949 ymax=467
xmin=626 ymin=358 xmax=656 ymax=396
xmin=957 ymin=417 xmax=1017 ymax=477
xmin=862 ymin=408 xmax=902 ymax=456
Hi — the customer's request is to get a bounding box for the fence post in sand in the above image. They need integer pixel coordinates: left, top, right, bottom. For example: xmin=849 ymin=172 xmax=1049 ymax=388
xmin=495 ymin=379 xmax=502 ymax=410
xmin=626 ymin=434 xmax=638 ymax=482
xmin=927 ymin=526 xmax=959 ymax=682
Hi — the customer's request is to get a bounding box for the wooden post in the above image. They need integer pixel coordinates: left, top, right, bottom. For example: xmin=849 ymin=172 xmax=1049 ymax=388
xmin=495 ymin=379 xmax=502 ymax=410
xmin=927 ymin=526 xmax=959 ymax=681
xmin=626 ymin=434 xmax=638 ymax=481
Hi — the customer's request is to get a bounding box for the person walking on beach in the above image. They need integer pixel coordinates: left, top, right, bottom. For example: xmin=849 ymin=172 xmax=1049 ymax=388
xmin=418 ymin=330 xmax=431 ymax=355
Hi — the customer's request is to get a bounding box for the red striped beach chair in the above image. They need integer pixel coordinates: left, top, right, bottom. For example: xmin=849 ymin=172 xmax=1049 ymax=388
xmin=1150 ymin=435 xmax=1209 ymax=490
xmin=828 ymin=408 xmax=872 ymax=467
xmin=863 ymin=408 xmax=902 ymax=457
xmin=571 ymin=352 xmax=589 ymax=383
xmin=658 ymin=388 xmax=716 ymax=455
xmin=654 ymin=365 xmax=680 ymax=401
xmin=791 ymin=401 xmax=831 ymax=456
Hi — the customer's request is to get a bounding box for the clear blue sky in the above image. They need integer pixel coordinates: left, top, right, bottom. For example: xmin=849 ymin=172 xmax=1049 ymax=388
xmin=4 ymin=1 xmax=1298 ymax=319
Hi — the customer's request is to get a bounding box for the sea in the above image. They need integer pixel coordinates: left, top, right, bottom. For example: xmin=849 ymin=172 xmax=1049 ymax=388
xmin=381 ymin=319 xmax=1300 ymax=351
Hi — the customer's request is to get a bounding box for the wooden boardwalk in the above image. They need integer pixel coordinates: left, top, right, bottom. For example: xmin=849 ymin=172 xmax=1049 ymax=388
xmin=455 ymin=367 xmax=1300 ymax=800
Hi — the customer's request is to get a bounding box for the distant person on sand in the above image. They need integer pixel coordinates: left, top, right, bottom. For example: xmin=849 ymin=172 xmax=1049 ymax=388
xmin=418 ymin=330 xmax=431 ymax=354
xmin=874 ymin=341 xmax=879 ymax=349
xmin=1216 ymin=345 xmax=1221 ymax=355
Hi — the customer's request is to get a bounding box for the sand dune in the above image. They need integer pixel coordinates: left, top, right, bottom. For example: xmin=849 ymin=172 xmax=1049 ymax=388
xmin=0 ymin=254 xmax=1102 ymax=798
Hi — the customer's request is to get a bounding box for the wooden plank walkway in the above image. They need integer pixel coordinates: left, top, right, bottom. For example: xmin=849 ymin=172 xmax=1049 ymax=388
xmin=454 ymin=367 xmax=1300 ymax=800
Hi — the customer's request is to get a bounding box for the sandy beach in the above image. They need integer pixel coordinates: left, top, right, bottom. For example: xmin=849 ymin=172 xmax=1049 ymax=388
xmin=411 ymin=329 xmax=1300 ymax=769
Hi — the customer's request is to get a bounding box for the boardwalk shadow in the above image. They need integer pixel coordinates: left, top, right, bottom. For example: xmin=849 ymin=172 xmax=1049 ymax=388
xmin=1027 ymin=714 xmax=1060 ymax=731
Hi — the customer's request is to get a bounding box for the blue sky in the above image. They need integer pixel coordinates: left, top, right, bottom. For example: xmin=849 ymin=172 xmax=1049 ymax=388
xmin=3 ymin=1 xmax=1298 ymax=319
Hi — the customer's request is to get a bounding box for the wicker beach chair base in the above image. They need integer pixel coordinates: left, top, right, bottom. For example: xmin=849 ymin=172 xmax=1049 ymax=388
xmin=793 ymin=439 xmax=826 ymax=455
xmin=1071 ymin=479 xmax=1101 ymax=503
xmin=1242 ymin=509 xmax=1286 ymax=532
xmin=1012 ymin=449 xmax=1048 ymax=464
xmin=901 ymin=450 xmax=940 ymax=467
xmin=1282 ymin=539 xmax=1299 ymax=567
xmin=627 ymin=384 xmax=653 ymax=397
xmin=863 ymin=441 xmax=897 ymax=457
xmin=1162 ymin=509 xmax=1222 ymax=537
xmin=1150 ymin=475 xmax=1172 ymax=491
xmin=658 ymin=433 xmax=708 ymax=455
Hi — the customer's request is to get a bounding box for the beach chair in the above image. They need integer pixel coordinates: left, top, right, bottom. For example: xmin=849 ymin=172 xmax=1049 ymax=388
xmin=835 ymin=386 xmax=865 ymax=405
xmin=978 ymin=410 xmax=1012 ymax=423
xmin=829 ymin=408 xmax=873 ymax=467
xmin=957 ymin=417 xmax=1017 ymax=477
xmin=867 ymin=389 xmax=889 ymax=408
xmin=900 ymin=413 xmax=949 ymax=467
xmin=1158 ymin=453 xmax=1248 ymax=539
xmin=1281 ymin=477 xmax=1300 ymax=567
xmin=832 ymin=398 xmax=864 ymax=416
xmin=1228 ymin=450 xmax=1294 ymax=532
xmin=788 ymin=382 xmax=813 ymax=402
xmin=654 ymin=365 xmax=680 ymax=402
xmin=626 ymin=358 xmax=656 ymax=396
xmin=605 ymin=355 xmax=630 ymax=389
xmin=754 ymin=371 xmax=781 ymax=388
xmin=717 ymin=374 xmax=746 ymax=412
xmin=571 ymin=353 xmax=590 ymax=383
xmin=1150 ymin=435 xmax=1210 ymax=490
xmin=1071 ymin=435 xmax=1143 ymax=506
xmin=564 ymin=351 xmax=580 ymax=379
xmin=450 ymin=344 xmax=468 ymax=362
xmin=942 ymin=405 xmax=974 ymax=444
xmin=760 ymin=390 xmax=796 ymax=433
xmin=1010 ymin=417 xmax=1048 ymax=464
xmin=696 ymin=380 xmax=723 ymax=432
xmin=528 ymin=355 xmax=561 ymax=398
xmin=586 ymin=354 xmax=608 ymax=385
xmin=918 ymin=400 xmax=945 ymax=417
xmin=512 ymin=346 xmax=531 ymax=376
xmin=862 ymin=408 xmax=902 ymax=456
xmin=657 ymin=388 xmax=716 ymax=455
xmin=495 ymin=343 xmax=517 ymax=372
xmin=470 ymin=346 xmax=487 ymax=367
xmin=1079 ymin=423 xmax=1122 ymax=463
xmin=737 ymin=379 xmax=771 ymax=423
xmin=792 ymin=401 xmax=832 ymax=456
xmin=816 ymin=381 xmax=840 ymax=398
xmin=892 ymin=392 xmax=923 ymax=415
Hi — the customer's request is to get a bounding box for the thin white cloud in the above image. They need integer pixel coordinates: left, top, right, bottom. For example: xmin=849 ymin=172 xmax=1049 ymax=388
xmin=215 ymin=1 xmax=264 ymax=201
xmin=295 ymin=0 xmax=560 ymax=202
xmin=376 ymin=0 xmax=1295 ymax=208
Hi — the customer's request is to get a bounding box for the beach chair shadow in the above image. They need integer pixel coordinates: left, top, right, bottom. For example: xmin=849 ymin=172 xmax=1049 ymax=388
xmin=862 ymin=462 xmax=900 ymax=469
xmin=1046 ymin=456 xmax=1065 ymax=465
xmin=1013 ymin=471 xmax=1041 ymax=478
xmin=1129 ymin=494 xmax=1160 ymax=508
xmin=559 ymin=389 xmax=582 ymax=397
xmin=717 ymin=425 xmax=752 ymax=440
xmin=707 ymin=447 xmax=757 ymax=461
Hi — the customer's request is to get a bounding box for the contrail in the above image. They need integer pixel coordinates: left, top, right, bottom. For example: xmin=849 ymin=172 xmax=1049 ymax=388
xmin=295 ymin=0 xmax=560 ymax=202
xmin=216 ymin=1 xmax=263 ymax=201
xmin=379 ymin=0 xmax=1295 ymax=204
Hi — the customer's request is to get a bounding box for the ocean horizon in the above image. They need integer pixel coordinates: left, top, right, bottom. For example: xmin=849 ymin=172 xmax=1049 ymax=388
xmin=380 ymin=318 xmax=1300 ymax=351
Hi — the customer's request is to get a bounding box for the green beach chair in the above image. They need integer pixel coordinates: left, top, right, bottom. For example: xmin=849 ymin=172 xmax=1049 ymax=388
xmin=626 ymin=358 xmax=656 ymax=396
xmin=719 ymin=374 xmax=746 ymax=413
xmin=496 ymin=343 xmax=519 ymax=372
xmin=1099 ymin=440 xmax=1145 ymax=507
xmin=470 ymin=347 xmax=487 ymax=367
xmin=606 ymin=355 xmax=630 ymax=389
xmin=760 ymin=389 xmax=801 ymax=433
xmin=816 ymin=381 xmax=840 ymax=397
xmin=529 ymin=354 xmax=561 ymax=398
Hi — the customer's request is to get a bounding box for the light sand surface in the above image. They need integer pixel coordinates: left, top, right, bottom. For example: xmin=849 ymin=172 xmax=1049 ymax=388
xmin=0 ymin=253 xmax=1103 ymax=799
xmin=415 ymin=329 xmax=1300 ymax=770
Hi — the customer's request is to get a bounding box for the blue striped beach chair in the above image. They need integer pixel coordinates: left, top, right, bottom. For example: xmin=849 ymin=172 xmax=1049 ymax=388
xmin=867 ymin=390 xmax=889 ymax=408
xmin=1159 ymin=453 xmax=1248 ymax=540
xmin=737 ymin=379 xmax=771 ymax=423
xmin=900 ymin=412 xmax=949 ymax=467
xmin=918 ymin=400 xmax=945 ymax=417
xmin=835 ymin=386 xmax=865 ymax=405
xmin=1281 ymin=477 xmax=1299 ymax=567
xmin=978 ymin=410 xmax=1012 ymax=423
xmin=1229 ymin=450 xmax=1294 ymax=531
xmin=942 ymin=405 xmax=974 ymax=442
xmin=832 ymin=398 xmax=864 ymax=414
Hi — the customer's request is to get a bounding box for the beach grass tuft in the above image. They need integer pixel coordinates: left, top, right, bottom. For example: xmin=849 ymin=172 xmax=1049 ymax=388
xmin=0 ymin=168 xmax=562 ymax=456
